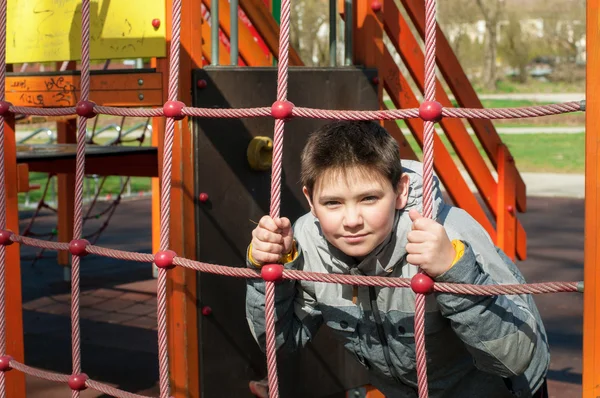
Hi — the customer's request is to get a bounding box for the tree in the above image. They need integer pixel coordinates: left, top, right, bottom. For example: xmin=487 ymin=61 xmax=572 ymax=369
xmin=290 ymin=0 xmax=330 ymax=66
xmin=498 ymin=12 xmax=532 ymax=83
xmin=475 ymin=0 xmax=505 ymax=90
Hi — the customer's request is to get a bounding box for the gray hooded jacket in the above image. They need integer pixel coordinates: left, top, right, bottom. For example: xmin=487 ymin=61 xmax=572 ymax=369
xmin=246 ymin=160 xmax=549 ymax=397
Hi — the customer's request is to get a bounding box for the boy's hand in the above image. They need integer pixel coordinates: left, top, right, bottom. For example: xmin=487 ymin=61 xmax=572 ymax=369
xmin=406 ymin=209 xmax=456 ymax=278
xmin=251 ymin=216 xmax=294 ymax=266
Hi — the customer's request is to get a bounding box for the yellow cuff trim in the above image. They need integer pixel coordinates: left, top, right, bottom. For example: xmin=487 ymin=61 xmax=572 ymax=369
xmin=449 ymin=239 xmax=465 ymax=269
xmin=248 ymin=240 xmax=298 ymax=268
xmin=248 ymin=243 xmax=262 ymax=268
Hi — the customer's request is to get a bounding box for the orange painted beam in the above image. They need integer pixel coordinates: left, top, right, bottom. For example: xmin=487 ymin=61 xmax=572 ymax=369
xmin=583 ymin=0 xmax=600 ymax=396
xmin=382 ymin=0 xmax=524 ymax=259
xmin=161 ymin=0 xmax=201 ymax=397
xmin=238 ymin=0 xmax=304 ymax=65
xmin=56 ymin=119 xmax=77 ymax=267
xmin=202 ymin=0 xmax=271 ymax=66
xmin=4 ymin=114 xmax=26 ymax=397
xmin=496 ymin=145 xmax=516 ymax=261
xmin=399 ymin=0 xmax=527 ymax=214
xmin=6 ymin=72 xmax=163 ymax=107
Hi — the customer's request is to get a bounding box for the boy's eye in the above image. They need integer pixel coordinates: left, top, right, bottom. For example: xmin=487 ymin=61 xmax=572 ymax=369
xmin=362 ymin=196 xmax=378 ymax=203
xmin=324 ymin=201 xmax=340 ymax=207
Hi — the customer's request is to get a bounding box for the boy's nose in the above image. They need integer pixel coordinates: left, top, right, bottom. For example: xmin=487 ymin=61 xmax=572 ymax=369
xmin=343 ymin=208 xmax=363 ymax=228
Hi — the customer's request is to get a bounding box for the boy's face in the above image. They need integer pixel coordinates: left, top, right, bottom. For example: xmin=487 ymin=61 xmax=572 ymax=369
xmin=303 ymin=166 xmax=409 ymax=259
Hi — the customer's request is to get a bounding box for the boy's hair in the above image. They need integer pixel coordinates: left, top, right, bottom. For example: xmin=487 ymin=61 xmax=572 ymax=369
xmin=300 ymin=120 xmax=402 ymax=197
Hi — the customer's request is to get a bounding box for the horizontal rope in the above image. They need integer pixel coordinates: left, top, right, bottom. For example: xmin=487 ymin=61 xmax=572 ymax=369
xmin=9 ymin=360 xmax=70 ymax=384
xmin=4 ymin=101 xmax=583 ymax=122
xmin=10 ymin=233 xmax=583 ymax=296
xmin=442 ymin=102 xmax=582 ymax=119
xmin=9 ymin=360 xmax=153 ymax=398
xmin=292 ymin=107 xmax=420 ymax=120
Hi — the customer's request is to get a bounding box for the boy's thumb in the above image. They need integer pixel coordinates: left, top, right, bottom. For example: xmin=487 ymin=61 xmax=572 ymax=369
xmin=408 ymin=208 xmax=423 ymax=222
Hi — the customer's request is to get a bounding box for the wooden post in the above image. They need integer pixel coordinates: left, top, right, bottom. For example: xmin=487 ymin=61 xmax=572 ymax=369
xmin=3 ymin=114 xmax=26 ymax=397
xmin=56 ymin=119 xmax=77 ymax=267
xmin=496 ymin=144 xmax=517 ymax=261
xmin=157 ymin=0 xmax=202 ymax=396
xmin=583 ymin=0 xmax=600 ymax=396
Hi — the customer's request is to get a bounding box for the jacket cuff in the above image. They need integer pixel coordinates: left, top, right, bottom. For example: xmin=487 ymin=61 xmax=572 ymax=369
xmin=435 ymin=241 xmax=479 ymax=284
xmin=246 ymin=240 xmax=301 ymax=269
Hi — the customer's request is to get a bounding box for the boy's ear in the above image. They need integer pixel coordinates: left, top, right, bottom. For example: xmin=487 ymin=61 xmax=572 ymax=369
xmin=302 ymin=186 xmax=316 ymax=216
xmin=395 ymin=174 xmax=410 ymax=210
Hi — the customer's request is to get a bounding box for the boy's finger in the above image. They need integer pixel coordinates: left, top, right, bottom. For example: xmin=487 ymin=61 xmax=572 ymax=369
xmin=407 ymin=230 xmax=431 ymax=244
xmin=258 ymin=216 xmax=279 ymax=232
xmin=253 ymin=228 xmax=283 ymax=244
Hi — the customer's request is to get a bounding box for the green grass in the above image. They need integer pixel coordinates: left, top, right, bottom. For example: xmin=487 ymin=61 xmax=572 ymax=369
xmin=403 ymin=133 xmax=585 ymax=174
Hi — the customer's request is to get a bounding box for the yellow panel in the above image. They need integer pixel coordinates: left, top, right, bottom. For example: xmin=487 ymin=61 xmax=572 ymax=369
xmin=7 ymin=0 xmax=166 ymax=63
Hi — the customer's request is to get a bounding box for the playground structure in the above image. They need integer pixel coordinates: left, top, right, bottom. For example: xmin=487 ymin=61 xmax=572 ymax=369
xmin=0 ymin=0 xmax=598 ymax=398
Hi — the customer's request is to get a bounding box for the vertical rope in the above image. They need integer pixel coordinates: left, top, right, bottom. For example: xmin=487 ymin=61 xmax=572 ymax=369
xmin=268 ymin=0 xmax=292 ymax=220
xmin=70 ymin=2 xmax=92 ymax=397
xmin=156 ymin=0 xmax=183 ymax=396
xmin=263 ymin=0 xmax=294 ymax=395
xmin=415 ymin=0 xmax=438 ymax=397
xmin=0 ymin=0 xmax=8 ymax=395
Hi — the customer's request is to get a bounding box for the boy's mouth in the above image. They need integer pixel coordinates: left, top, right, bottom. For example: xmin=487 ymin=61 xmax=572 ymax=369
xmin=342 ymin=233 xmax=368 ymax=243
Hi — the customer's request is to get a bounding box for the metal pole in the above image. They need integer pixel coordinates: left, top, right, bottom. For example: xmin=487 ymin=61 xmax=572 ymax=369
xmin=211 ymin=0 xmax=219 ymax=65
xmin=344 ymin=0 xmax=352 ymax=65
xmin=230 ymin=0 xmax=239 ymax=65
xmin=329 ymin=0 xmax=337 ymax=66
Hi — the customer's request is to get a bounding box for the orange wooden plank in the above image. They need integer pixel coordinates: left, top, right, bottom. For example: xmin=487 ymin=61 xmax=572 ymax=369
xmin=162 ymin=0 xmax=201 ymax=396
xmin=4 ymin=114 xmax=27 ymax=397
xmin=496 ymin=144 xmax=516 ymax=261
xmin=399 ymin=0 xmax=527 ymax=213
xmin=6 ymin=72 xmax=163 ymax=107
xmin=583 ymin=0 xmax=600 ymax=396
xmin=56 ymin=119 xmax=77 ymax=267
xmin=238 ymin=0 xmax=304 ymax=65
xmin=381 ymin=49 xmax=496 ymax=240
xmin=16 ymin=163 xmax=29 ymax=193
xmin=202 ymin=0 xmax=271 ymax=66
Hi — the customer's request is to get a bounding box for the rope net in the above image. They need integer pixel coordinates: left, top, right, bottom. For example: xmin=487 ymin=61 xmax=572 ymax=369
xmin=0 ymin=0 xmax=585 ymax=397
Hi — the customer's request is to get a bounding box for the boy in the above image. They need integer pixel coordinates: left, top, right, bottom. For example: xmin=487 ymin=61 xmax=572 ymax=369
xmin=246 ymin=121 xmax=549 ymax=397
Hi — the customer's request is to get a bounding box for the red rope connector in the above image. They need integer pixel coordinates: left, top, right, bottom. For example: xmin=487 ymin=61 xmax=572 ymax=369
xmin=261 ymin=264 xmax=284 ymax=282
xmin=69 ymin=239 xmax=90 ymax=257
xmin=271 ymin=101 xmax=294 ymax=120
xmin=76 ymin=100 xmax=97 ymax=118
xmin=201 ymin=306 xmax=212 ymax=316
xmin=152 ymin=18 xmax=161 ymax=29
xmin=154 ymin=250 xmax=177 ymax=269
xmin=419 ymin=101 xmax=443 ymax=123
xmin=0 ymin=229 xmax=13 ymax=246
xmin=411 ymin=273 xmax=435 ymax=294
xmin=0 ymin=355 xmax=13 ymax=372
xmin=371 ymin=0 xmax=382 ymax=12
xmin=197 ymin=79 xmax=207 ymax=89
xmin=163 ymin=101 xmax=186 ymax=120
xmin=199 ymin=193 xmax=209 ymax=203
xmin=68 ymin=373 xmax=88 ymax=391
xmin=0 ymin=100 xmax=12 ymax=116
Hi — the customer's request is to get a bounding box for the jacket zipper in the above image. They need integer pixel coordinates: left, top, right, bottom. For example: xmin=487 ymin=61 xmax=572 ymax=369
xmin=368 ymin=286 xmax=404 ymax=384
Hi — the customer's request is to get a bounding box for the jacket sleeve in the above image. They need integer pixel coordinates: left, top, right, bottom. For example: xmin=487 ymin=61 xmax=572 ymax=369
xmin=434 ymin=242 xmax=540 ymax=377
xmin=245 ymin=244 xmax=323 ymax=353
